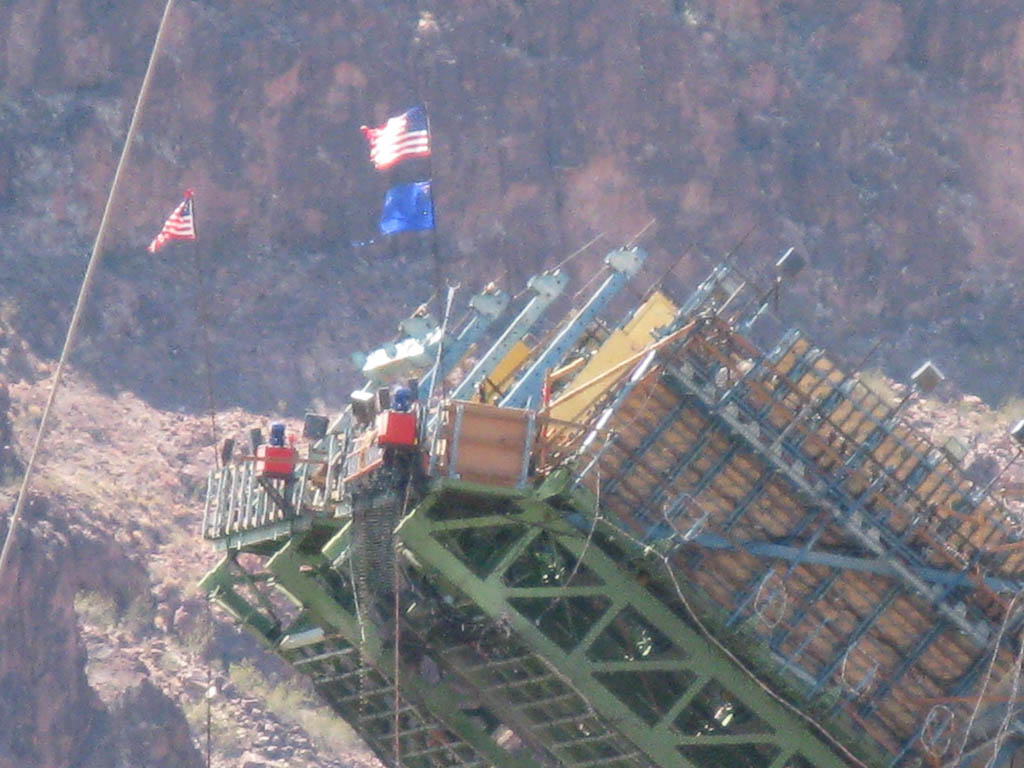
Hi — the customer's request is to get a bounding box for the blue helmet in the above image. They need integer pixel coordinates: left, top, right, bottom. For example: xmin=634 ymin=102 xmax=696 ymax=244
xmin=269 ymin=422 xmax=286 ymax=447
xmin=392 ymin=386 xmax=414 ymax=412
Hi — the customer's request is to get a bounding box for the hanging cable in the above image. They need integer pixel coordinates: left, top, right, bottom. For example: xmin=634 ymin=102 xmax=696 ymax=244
xmin=569 ymin=265 xmax=610 ymax=306
xmin=348 ymin=550 xmax=371 ymax=722
xmin=535 ymin=468 xmax=602 ymax=626
xmin=205 ymin=595 xmax=214 ymax=768
xmin=625 ymin=217 xmax=657 ymax=249
xmin=425 ymin=284 xmax=458 ymax=467
xmin=505 ymin=233 xmax=606 ymax=303
xmin=948 ymin=590 xmax=1024 ymax=768
xmin=551 ymin=231 xmax=606 ymax=272
xmin=392 ymin=528 xmax=402 ymax=767
xmin=0 ymin=0 xmax=179 ymax=586
xmin=392 ymin=473 xmax=414 ymax=768
xmin=985 ymin=631 xmax=1024 ymax=768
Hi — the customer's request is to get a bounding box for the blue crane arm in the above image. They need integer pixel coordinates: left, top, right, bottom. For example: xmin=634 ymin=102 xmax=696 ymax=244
xmin=446 ymin=269 xmax=569 ymax=403
xmin=359 ymin=284 xmax=508 ymax=385
xmin=500 ymin=247 xmax=647 ymax=409
xmin=438 ymin=286 xmax=510 ymax=377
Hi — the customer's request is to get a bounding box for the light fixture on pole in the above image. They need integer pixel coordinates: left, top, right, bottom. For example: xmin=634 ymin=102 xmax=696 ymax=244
xmin=742 ymin=246 xmax=805 ymax=330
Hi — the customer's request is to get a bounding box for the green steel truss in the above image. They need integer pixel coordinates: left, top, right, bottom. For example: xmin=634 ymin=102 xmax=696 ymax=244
xmin=201 ymin=477 xmax=855 ymax=768
xmin=197 ymin=261 xmax=1024 ymax=767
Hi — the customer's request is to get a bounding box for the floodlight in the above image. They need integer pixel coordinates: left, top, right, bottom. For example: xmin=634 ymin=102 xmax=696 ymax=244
xmin=350 ymin=390 xmax=376 ymax=425
xmin=775 ymin=247 xmax=805 ymax=279
xmin=911 ymin=361 xmax=944 ymax=394
xmin=249 ymin=428 xmax=264 ymax=454
xmin=303 ymin=414 xmax=329 ymax=441
xmin=942 ymin=437 xmax=967 ymax=464
xmin=1011 ymin=418 xmax=1024 ymax=447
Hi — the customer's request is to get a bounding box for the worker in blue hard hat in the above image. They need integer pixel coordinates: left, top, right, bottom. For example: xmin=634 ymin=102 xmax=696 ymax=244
xmin=392 ymin=385 xmax=414 ymax=412
xmin=269 ymin=422 xmax=286 ymax=447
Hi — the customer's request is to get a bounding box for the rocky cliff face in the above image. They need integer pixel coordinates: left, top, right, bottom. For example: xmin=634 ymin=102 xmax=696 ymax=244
xmin=0 ymin=499 xmax=115 ymax=768
xmin=3 ymin=3 xmax=1024 ymax=761
xmin=0 ymin=328 xmax=383 ymax=767
xmin=0 ymin=344 xmax=209 ymax=768
xmin=2 ymin=0 xmax=1024 ymax=412
xmin=0 ymin=493 xmax=204 ymax=768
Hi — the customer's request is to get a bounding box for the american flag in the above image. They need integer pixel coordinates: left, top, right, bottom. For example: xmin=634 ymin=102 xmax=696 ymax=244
xmin=360 ymin=106 xmax=431 ymax=171
xmin=147 ymin=190 xmax=196 ymax=253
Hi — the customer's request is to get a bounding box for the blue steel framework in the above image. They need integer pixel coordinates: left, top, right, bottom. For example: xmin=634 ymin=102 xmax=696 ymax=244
xmin=581 ymin=293 xmax=1024 ymax=765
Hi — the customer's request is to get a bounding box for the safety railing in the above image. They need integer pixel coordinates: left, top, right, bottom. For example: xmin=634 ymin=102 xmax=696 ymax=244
xmin=202 ymin=453 xmax=320 ymax=540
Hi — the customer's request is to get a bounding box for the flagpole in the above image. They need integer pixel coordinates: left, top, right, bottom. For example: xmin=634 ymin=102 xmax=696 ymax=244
xmin=423 ymin=104 xmax=444 ymax=303
xmin=187 ymin=194 xmax=221 ymax=469
xmin=0 ymin=0 xmax=179 ymax=585
xmin=416 ymin=39 xmax=443 ymax=300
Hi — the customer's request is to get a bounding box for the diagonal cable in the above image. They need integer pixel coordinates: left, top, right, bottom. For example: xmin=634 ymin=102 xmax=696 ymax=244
xmin=0 ymin=0 xmax=180 ymax=585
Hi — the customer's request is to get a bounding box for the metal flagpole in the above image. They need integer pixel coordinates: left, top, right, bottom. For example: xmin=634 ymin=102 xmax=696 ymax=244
xmin=187 ymin=193 xmax=222 ymax=469
xmin=422 ymin=103 xmax=443 ymax=302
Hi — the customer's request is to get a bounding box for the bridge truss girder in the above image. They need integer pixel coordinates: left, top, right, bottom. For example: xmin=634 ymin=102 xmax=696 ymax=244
xmin=201 ymin=479 xmax=856 ymax=768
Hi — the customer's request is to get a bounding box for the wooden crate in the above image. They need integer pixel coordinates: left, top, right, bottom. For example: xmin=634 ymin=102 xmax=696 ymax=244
xmin=438 ymin=400 xmax=535 ymax=487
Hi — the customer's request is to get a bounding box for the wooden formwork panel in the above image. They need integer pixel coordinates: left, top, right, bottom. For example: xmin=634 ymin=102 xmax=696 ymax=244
xmin=771 ymin=336 xmax=810 ymax=375
xmin=787 ymin=353 xmax=837 ymax=396
xmin=687 ymin=555 xmax=749 ymax=608
xmin=870 ymin=433 xmax=912 ymax=479
xmin=443 ymin=401 xmax=535 ymax=487
xmin=671 ymin=518 xmax=1002 ymax=753
xmin=915 ymin=632 xmax=978 ymax=684
xmin=775 ymin=563 xmax=831 ymax=607
xmin=864 ymin=491 xmax=916 ymax=537
xmin=678 ymin=536 xmax=988 ymax=736
xmin=727 ymin=483 xmax=808 ymax=540
xmin=731 ymin=377 xmax=800 ymax=433
xmin=801 ymin=439 xmax=847 ymax=475
xmin=1004 ymin=552 xmax=1024 ymax=573
xmin=605 ymin=449 xmax=703 ymax=518
xmin=603 ymin=386 xmax=702 ymax=455
xmin=806 ymin=358 xmax=846 ymax=396
xmin=872 ymin=696 xmax=922 ymax=741
xmin=688 ymin=481 xmax=748 ymax=522
xmin=598 ymin=335 xmax=1024 ymax=756
xmin=698 ymin=333 xmax=1024 ymax=578
xmin=692 ymin=549 xmax=762 ymax=589
xmin=601 ymin=414 xmax=727 ymax=518
xmin=873 ymin=596 xmax=932 ymax=642
xmin=896 ymin=673 xmax=945 ymax=710
xmin=964 ymin=499 xmax=1000 ymax=545
xmin=599 ymin=409 xmax=672 ymax=471
xmin=708 ymin=448 xmax=765 ymax=488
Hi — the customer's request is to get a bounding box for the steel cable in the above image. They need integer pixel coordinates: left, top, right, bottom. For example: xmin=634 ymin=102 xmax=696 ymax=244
xmin=0 ymin=0 xmax=179 ymax=585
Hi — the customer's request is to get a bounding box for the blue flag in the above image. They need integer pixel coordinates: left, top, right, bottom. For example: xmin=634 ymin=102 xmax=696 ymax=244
xmin=379 ymin=180 xmax=434 ymax=235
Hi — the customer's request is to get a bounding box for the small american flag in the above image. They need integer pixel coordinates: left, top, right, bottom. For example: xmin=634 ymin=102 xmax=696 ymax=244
xmin=147 ymin=190 xmax=196 ymax=253
xmin=361 ymin=106 xmax=431 ymax=171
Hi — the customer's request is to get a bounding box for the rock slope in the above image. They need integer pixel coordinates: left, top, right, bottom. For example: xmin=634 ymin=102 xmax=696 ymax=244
xmin=2 ymin=1 xmax=1024 ymax=411
xmin=2 ymin=329 xmax=1024 ymax=766
xmin=0 ymin=343 xmax=380 ymax=768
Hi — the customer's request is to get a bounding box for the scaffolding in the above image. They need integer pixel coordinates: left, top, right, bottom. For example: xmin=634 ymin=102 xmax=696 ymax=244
xmin=199 ymin=251 xmax=1024 ymax=768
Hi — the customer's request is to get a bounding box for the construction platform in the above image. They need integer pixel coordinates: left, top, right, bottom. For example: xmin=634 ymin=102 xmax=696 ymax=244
xmin=200 ymin=247 xmax=1024 ymax=768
